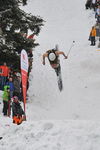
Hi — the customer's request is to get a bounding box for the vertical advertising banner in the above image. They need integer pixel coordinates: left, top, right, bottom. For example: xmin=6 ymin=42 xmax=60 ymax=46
xmin=21 ymin=50 xmax=28 ymax=112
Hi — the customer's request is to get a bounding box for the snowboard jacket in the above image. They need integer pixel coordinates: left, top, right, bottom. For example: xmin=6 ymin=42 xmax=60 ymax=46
xmin=13 ymin=77 xmax=20 ymax=93
xmin=6 ymin=81 xmax=14 ymax=91
xmin=2 ymin=85 xmax=10 ymax=102
xmin=0 ymin=65 xmax=10 ymax=77
xmin=12 ymin=102 xmax=25 ymax=117
xmin=90 ymin=28 xmax=96 ymax=37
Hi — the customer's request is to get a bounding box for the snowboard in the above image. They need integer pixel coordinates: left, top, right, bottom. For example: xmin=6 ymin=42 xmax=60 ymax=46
xmin=57 ymin=73 xmax=63 ymax=91
xmin=55 ymin=65 xmax=63 ymax=91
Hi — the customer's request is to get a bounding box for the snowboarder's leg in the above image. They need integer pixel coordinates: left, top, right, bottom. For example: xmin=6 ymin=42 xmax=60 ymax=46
xmin=54 ymin=64 xmax=61 ymax=76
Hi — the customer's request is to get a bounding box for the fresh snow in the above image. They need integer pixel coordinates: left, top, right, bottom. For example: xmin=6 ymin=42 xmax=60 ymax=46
xmin=1 ymin=0 xmax=100 ymax=149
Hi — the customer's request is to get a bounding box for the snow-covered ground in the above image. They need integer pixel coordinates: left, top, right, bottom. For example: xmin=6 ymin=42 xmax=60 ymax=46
xmin=1 ymin=120 xmax=100 ymax=150
xmin=25 ymin=0 xmax=100 ymax=120
xmin=1 ymin=0 xmax=100 ymax=149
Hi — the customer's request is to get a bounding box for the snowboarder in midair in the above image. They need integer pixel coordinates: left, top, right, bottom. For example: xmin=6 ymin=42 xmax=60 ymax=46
xmin=42 ymin=45 xmax=68 ymax=91
xmin=42 ymin=45 xmax=67 ymax=76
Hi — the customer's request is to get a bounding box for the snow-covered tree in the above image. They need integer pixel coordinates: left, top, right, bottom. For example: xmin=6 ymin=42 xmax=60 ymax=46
xmin=0 ymin=0 xmax=44 ymax=70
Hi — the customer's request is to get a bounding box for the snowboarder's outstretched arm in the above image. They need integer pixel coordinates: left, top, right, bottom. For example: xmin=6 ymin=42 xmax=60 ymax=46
xmin=56 ymin=51 xmax=68 ymax=59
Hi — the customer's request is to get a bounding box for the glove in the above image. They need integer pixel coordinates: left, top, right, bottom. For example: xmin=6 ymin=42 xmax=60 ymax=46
xmin=64 ymin=56 xmax=68 ymax=59
xmin=22 ymin=115 xmax=26 ymax=121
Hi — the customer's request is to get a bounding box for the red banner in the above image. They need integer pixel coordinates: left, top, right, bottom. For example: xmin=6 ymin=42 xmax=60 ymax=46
xmin=21 ymin=50 xmax=28 ymax=112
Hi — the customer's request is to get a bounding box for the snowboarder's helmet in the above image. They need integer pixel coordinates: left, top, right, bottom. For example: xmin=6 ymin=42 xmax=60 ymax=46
xmin=48 ymin=52 xmax=56 ymax=61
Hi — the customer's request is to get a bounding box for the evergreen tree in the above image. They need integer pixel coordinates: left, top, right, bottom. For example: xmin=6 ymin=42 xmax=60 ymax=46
xmin=0 ymin=0 xmax=44 ymax=70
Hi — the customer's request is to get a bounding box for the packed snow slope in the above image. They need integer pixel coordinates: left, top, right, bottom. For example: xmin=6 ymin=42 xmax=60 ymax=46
xmin=1 ymin=119 xmax=100 ymax=150
xmin=24 ymin=0 xmax=100 ymax=120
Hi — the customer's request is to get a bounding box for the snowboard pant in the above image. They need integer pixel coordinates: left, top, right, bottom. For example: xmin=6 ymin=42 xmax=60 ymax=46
xmin=10 ymin=91 xmax=13 ymax=99
xmin=54 ymin=64 xmax=61 ymax=76
xmin=91 ymin=36 xmax=95 ymax=45
xmin=0 ymin=76 xmax=7 ymax=90
xmin=3 ymin=101 xmax=8 ymax=116
xmin=13 ymin=116 xmax=23 ymax=125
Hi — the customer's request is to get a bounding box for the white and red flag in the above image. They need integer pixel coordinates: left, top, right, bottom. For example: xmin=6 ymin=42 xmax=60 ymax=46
xmin=21 ymin=49 xmax=28 ymax=113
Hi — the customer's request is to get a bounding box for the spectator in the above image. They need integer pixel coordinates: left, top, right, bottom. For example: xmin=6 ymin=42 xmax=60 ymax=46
xmin=1 ymin=62 xmax=10 ymax=77
xmin=13 ymin=73 xmax=21 ymax=100
xmin=12 ymin=96 xmax=25 ymax=125
xmin=6 ymin=77 xmax=14 ymax=99
xmin=2 ymin=85 xmax=10 ymax=116
xmin=0 ymin=62 xmax=10 ymax=90
xmin=85 ymin=0 xmax=92 ymax=9
xmin=90 ymin=26 xmax=97 ymax=46
xmin=96 ymin=5 xmax=100 ymax=23
xmin=91 ymin=0 xmax=96 ymax=11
